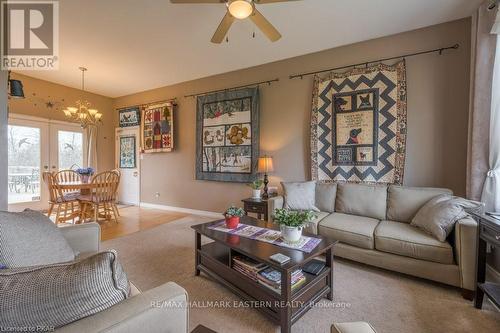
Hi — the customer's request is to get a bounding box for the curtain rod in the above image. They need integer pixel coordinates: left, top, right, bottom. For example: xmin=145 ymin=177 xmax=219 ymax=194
xmin=184 ymin=78 xmax=279 ymax=98
xmin=116 ymin=98 xmax=178 ymax=111
xmin=289 ymin=43 xmax=460 ymax=80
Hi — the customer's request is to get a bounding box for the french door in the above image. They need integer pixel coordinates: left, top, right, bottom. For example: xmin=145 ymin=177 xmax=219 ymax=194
xmin=8 ymin=114 xmax=87 ymax=212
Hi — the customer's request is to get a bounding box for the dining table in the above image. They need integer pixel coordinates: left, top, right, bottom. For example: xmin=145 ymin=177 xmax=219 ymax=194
xmin=56 ymin=181 xmax=115 ymax=222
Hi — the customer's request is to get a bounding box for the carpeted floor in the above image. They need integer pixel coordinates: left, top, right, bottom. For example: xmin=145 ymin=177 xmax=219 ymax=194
xmin=102 ymin=215 xmax=500 ymax=333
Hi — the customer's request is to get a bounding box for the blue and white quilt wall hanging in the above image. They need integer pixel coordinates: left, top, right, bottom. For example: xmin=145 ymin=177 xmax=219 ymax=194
xmin=310 ymin=61 xmax=407 ymax=184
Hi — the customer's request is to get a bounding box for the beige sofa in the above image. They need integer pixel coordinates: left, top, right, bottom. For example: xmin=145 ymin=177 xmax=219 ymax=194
xmin=268 ymin=183 xmax=478 ymax=298
xmin=56 ymin=223 xmax=189 ymax=333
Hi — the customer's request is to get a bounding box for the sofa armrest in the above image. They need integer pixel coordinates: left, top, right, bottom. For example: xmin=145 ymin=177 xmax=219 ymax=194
xmin=267 ymin=196 xmax=284 ymax=222
xmin=57 ymin=282 xmax=189 ymax=333
xmin=58 ymin=223 xmax=100 ymax=256
xmin=453 ymin=216 xmax=478 ymax=291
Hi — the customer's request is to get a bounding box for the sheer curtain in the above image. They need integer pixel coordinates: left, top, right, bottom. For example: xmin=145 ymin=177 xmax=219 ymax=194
xmin=467 ymin=2 xmax=499 ymax=211
xmin=481 ymin=16 xmax=500 ymax=212
xmin=85 ymin=125 xmax=98 ymax=172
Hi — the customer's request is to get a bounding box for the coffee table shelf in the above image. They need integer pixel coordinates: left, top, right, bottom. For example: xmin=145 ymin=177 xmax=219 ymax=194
xmin=198 ymin=241 xmax=330 ymax=298
xmin=192 ymin=216 xmax=337 ymax=333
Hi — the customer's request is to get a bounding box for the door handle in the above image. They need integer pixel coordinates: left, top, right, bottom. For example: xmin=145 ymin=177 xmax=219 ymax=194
xmin=133 ymin=171 xmax=138 ymax=177
xmin=43 ymin=165 xmax=49 ymax=170
xmin=51 ymin=165 xmax=56 ymax=169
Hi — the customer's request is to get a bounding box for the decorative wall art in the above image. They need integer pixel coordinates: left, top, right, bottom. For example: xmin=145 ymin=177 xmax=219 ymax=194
xmin=119 ymin=136 xmax=136 ymax=168
xmin=141 ymin=102 xmax=174 ymax=153
xmin=119 ymin=107 xmax=140 ymax=127
xmin=196 ymin=87 xmax=260 ymax=182
xmin=311 ymin=61 xmax=407 ymax=184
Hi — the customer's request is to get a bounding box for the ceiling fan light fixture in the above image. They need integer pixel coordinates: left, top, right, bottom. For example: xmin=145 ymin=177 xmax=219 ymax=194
xmin=228 ymin=0 xmax=253 ymax=19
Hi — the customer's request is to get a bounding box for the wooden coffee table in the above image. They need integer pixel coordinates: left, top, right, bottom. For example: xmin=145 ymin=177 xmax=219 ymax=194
xmin=192 ymin=216 xmax=337 ymax=333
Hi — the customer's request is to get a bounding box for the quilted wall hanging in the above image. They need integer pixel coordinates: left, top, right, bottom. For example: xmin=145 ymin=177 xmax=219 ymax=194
xmin=141 ymin=101 xmax=174 ymax=153
xmin=311 ymin=60 xmax=407 ymax=184
xmin=196 ymin=87 xmax=260 ymax=182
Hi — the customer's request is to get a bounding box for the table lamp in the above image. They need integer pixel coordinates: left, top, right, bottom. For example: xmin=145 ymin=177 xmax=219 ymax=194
xmin=257 ymin=156 xmax=274 ymax=199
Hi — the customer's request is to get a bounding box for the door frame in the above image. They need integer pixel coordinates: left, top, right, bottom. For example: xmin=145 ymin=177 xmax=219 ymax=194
xmin=115 ymin=126 xmax=141 ymax=205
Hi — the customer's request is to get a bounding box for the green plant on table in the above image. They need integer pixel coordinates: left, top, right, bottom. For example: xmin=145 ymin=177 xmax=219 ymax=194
xmin=272 ymin=208 xmax=316 ymax=228
xmin=247 ymin=179 xmax=264 ymax=190
xmin=224 ymin=206 xmax=245 ymax=218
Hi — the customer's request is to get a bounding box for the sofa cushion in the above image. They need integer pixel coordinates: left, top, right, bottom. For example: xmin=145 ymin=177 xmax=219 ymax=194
xmin=318 ymin=213 xmax=380 ymax=249
xmin=304 ymin=211 xmax=330 ymax=235
xmin=374 ymin=220 xmax=454 ymax=264
xmin=282 ymin=181 xmax=319 ymax=212
xmin=387 ymin=186 xmax=453 ymax=223
xmin=315 ymin=182 xmax=337 ymax=213
xmin=336 ymin=183 xmax=387 ymax=220
xmin=0 ymin=210 xmax=75 ymax=268
xmin=129 ymin=282 xmax=141 ymax=296
xmin=0 ymin=250 xmax=130 ymax=329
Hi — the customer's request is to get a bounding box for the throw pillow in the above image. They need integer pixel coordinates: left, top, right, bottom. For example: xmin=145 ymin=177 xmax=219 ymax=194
xmin=411 ymin=194 xmax=483 ymax=242
xmin=281 ymin=181 xmax=320 ymax=212
xmin=0 ymin=250 xmax=130 ymax=329
xmin=0 ymin=209 xmax=75 ymax=268
xmin=315 ymin=182 xmax=337 ymax=213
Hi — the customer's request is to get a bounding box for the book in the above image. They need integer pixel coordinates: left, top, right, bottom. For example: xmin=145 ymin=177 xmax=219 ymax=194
xmin=302 ymin=258 xmax=326 ymax=276
xmin=257 ymin=268 xmax=306 ymax=293
xmin=270 ymin=253 xmax=291 ymax=264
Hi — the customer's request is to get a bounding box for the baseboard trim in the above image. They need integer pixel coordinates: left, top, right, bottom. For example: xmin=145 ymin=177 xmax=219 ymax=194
xmin=139 ymin=202 xmax=222 ymax=219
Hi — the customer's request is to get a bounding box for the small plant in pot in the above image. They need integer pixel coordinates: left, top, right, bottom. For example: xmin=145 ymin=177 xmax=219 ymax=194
xmin=223 ymin=206 xmax=245 ymax=229
xmin=247 ymin=180 xmax=263 ymax=199
xmin=273 ymin=208 xmax=316 ymax=243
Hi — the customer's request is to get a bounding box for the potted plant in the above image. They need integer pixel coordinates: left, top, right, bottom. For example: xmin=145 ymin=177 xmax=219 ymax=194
xmin=75 ymin=167 xmax=95 ymax=183
xmin=223 ymin=206 xmax=245 ymax=229
xmin=272 ymin=208 xmax=316 ymax=243
xmin=247 ymin=179 xmax=263 ymax=199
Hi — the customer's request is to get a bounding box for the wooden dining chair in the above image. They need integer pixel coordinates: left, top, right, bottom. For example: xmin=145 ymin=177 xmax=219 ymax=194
xmin=43 ymin=171 xmax=79 ymax=224
xmin=78 ymin=171 xmax=120 ymax=223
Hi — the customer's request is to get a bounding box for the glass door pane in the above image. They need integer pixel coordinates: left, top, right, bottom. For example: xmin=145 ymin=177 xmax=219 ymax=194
xmin=7 ymin=125 xmax=41 ymax=204
xmin=58 ymin=130 xmax=83 ymax=170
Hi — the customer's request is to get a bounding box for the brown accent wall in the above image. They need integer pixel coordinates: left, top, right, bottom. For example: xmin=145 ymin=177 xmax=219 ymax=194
xmin=7 ymin=73 xmax=115 ymax=172
xmin=114 ymin=19 xmax=472 ymax=213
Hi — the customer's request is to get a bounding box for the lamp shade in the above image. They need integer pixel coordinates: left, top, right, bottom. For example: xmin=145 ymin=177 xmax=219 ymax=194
xmin=257 ymin=156 xmax=274 ymax=173
xmin=8 ymin=79 xmax=24 ymax=99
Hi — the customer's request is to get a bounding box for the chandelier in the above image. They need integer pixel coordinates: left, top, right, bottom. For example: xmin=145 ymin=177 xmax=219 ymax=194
xmin=62 ymin=67 xmax=102 ymax=128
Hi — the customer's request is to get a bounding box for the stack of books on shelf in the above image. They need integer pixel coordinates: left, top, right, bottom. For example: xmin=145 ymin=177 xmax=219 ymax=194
xmin=257 ymin=268 xmax=306 ymax=294
xmin=232 ymin=256 xmax=268 ymax=282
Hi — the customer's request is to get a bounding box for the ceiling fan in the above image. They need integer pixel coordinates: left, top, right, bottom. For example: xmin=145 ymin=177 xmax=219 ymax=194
xmin=170 ymin=0 xmax=300 ymax=43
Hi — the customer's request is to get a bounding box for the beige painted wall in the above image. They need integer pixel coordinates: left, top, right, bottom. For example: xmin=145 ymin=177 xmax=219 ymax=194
xmin=113 ymin=18 xmax=471 ymax=213
xmin=7 ymin=73 xmax=115 ymax=172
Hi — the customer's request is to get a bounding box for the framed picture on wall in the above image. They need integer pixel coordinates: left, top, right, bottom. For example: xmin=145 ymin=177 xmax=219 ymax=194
xmin=118 ymin=106 xmax=140 ymax=127
xmin=119 ymin=136 xmax=136 ymax=168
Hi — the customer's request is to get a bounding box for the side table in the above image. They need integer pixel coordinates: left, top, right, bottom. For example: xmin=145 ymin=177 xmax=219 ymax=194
xmin=242 ymin=197 xmax=268 ymax=221
xmin=471 ymin=212 xmax=500 ymax=310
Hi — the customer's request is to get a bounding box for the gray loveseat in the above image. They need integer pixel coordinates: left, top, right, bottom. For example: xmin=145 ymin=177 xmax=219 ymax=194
xmin=56 ymin=223 xmax=189 ymax=333
xmin=268 ymin=182 xmax=478 ymax=298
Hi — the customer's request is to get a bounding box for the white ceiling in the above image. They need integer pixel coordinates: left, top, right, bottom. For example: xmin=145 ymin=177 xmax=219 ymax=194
xmin=19 ymin=0 xmax=481 ymax=98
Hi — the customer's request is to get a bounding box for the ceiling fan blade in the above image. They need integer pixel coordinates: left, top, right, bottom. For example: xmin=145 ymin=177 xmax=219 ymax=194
xmin=253 ymin=0 xmax=302 ymax=3
xmin=170 ymin=0 xmax=224 ymax=3
xmin=249 ymin=8 xmax=281 ymax=42
xmin=211 ymin=12 xmax=235 ymax=44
